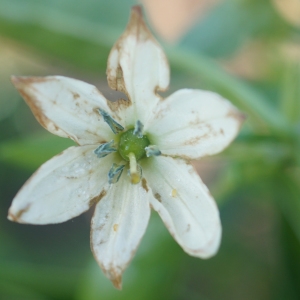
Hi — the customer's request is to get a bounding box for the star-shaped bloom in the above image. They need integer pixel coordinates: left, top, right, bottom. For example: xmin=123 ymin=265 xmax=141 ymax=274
xmin=8 ymin=6 xmax=244 ymax=289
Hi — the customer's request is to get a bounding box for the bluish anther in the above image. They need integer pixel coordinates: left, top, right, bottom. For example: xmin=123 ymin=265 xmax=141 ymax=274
xmin=94 ymin=140 xmax=117 ymax=158
xmin=99 ymin=109 xmax=124 ymax=134
xmin=133 ymin=120 xmax=144 ymax=138
xmin=145 ymin=145 xmax=161 ymax=157
xmin=108 ymin=163 xmax=125 ymax=184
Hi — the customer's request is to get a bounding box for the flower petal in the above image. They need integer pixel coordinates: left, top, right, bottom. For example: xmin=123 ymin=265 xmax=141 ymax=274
xmin=147 ymin=89 xmax=245 ymax=159
xmin=142 ymin=156 xmax=221 ymax=258
xmin=11 ymin=76 xmax=116 ymax=145
xmin=91 ymin=174 xmax=151 ymax=289
xmin=107 ymin=6 xmax=170 ymax=127
xmin=8 ymin=145 xmax=115 ymax=224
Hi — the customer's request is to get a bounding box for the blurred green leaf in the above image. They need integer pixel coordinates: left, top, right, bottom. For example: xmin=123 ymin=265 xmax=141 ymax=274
xmin=0 ymin=260 xmax=82 ymax=299
xmin=0 ymin=0 xmax=136 ymax=72
xmin=280 ymin=62 xmax=300 ymax=124
xmin=211 ymin=134 xmax=295 ymax=204
xmin=0 ymin=279 xmax=48 ymax=300
xmin=181 ymin=0 xmax=289 ymax=58
xmin=0 ymin=133 xmax=75 ymax=170
xmin=275 ymin=174 xmax=300 ymax=242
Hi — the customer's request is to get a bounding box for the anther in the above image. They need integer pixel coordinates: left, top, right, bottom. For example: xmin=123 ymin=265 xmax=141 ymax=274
xmin=127 ymin=152 xmax=142 ymax=184
xmin=94 ymin=140 xmax=117 ymax=158
xmin=133 ymin=120 xmax=144 ymax=138
xmin=145 ymin=145 xmax=161 ymax=157
xmin=98 ymin=109 xmax=124 ymax=134
xmin=108 ymin=163 xmax=125 ymax=184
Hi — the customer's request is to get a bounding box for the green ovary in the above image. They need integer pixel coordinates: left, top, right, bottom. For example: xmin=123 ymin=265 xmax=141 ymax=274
xmin=118 ymin=129 xmax=150 ymax=161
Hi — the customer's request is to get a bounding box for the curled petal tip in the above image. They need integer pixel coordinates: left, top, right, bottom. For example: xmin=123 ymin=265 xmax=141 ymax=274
xmin=227 ymin=109 xmax=247 ymax=126
xmin=7 ymin=204 xmax=30 ymax=223
xmin=7 ymin=211 xmax=21 ymax=223
xmin=11 ymin=76 xmax=31 ymax=91
xmin=111 ymin=275 xmax=122 ymax=290
xmin=11 ymin=76 xmax=47 ymax=88
xmin=236 ymin=111 xmax=247 ymax=125
xmin=131 ymin=5 xmax=143 ymax=16
xmin=131 ymin=5 xmax=143 ymax=15
xmin=127 ymin=5 xmax=149 ymax=38
xmin=7 ymin=212 xmax=14 ymax=222
xmin=11 ymin=75 xmax=30 ymax=84
xmin=10 ymin=75 xmax=24 ymax=87
xmin=240 ymin=112 xmax=247 ymax=122
xmin=234 ymin=110 xmax=247 ymax=122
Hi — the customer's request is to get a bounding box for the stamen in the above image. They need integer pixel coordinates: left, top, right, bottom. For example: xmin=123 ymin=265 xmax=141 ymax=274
xmin=94 ymin=140 xmax=117 ymax=158
xmin=108 ymin=163 xmax=125 ymax=184
xmin=127 ymin=152 xmax=142 ymax=184
xmin=145 ymin=145 xmax=161 ymax=157
xmin=133 ymin=120 xmax=144 ymax=138
xmin=98 ymin=109 xmax=124 ymax=134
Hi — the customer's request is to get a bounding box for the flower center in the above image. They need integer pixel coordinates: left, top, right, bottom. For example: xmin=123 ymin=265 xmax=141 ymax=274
xmin=95 ymin=111 xmax=162 ymax=184
xmin=118 ymin=128 xmax=150 ymax=161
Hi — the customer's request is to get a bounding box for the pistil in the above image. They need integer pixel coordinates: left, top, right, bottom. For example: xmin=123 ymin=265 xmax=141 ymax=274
xmin=118 ymin=127 xmax=150 ymax=161
xmin=128 ymin=152 xmax=141 ymax=184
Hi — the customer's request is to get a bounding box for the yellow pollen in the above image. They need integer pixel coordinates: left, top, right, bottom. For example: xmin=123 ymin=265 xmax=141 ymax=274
xmin=113 ymin=224 xmax=119 ymax=232
xmin=171 ymin=189 xmax=177 ymax=197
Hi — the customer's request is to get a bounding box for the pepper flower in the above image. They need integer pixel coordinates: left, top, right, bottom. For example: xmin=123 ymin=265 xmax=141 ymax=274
xmin=8 ymin=6 xmax=244 ymax=289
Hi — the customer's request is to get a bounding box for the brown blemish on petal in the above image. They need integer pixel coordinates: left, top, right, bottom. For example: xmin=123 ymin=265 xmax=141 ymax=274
xmin=154 ymin=193 xmax=162 ymax=202
xmin=106 ymin=5 xmax=169 ymax=96
xmin=11 ymin=76 xmax=52 ymax=129
xmin=65 ymin=176 xmax=78 ymax=179
xmin=97 ymin=223 xmax=106 ymax=231
xmin=107 ymin=98 xmax=131 ymax=114
xmin=8 ymin=203 xmax=31 ymax=223
xmin=11 ymin=76 xmax=68 ymax=137
xmin=141 ymin=178 xmax=149 ymax=192
xmin=71 ymin=92 xmax=80 ymax=99
xmin=107 ymin=63 xmax=128 ymax=96
xmin=89 ymin=189 xmax=107 ymax=207
xmin=183 ymin=136 xmax=201 ymax=146
xmin=189 ymin=116 xmax=201 ymax=126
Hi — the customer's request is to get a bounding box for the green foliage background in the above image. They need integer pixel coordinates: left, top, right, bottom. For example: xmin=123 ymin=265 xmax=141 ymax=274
xmin=0 ymin=0 xmax=299 ymax=299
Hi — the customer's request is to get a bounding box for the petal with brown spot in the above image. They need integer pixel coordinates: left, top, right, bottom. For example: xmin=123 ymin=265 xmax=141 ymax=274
xmin=91 ymin=174 xmax=151 ymax=289
xmin=143 ymin=155 xmax=221 ymax=258
xmin=11 ymin=76 xmax=117 ymax=145
xmin=147 ymin=89 xmax=245 ymax=160
xmin=106 ymin=6 xmax=170 ymax=128
xmin=8 ymin=145 xmax=115 ymax=224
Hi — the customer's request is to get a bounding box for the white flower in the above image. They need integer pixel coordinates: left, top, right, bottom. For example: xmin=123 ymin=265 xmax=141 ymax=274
xmin=8 ymin=6 xmax=244 ymax=289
